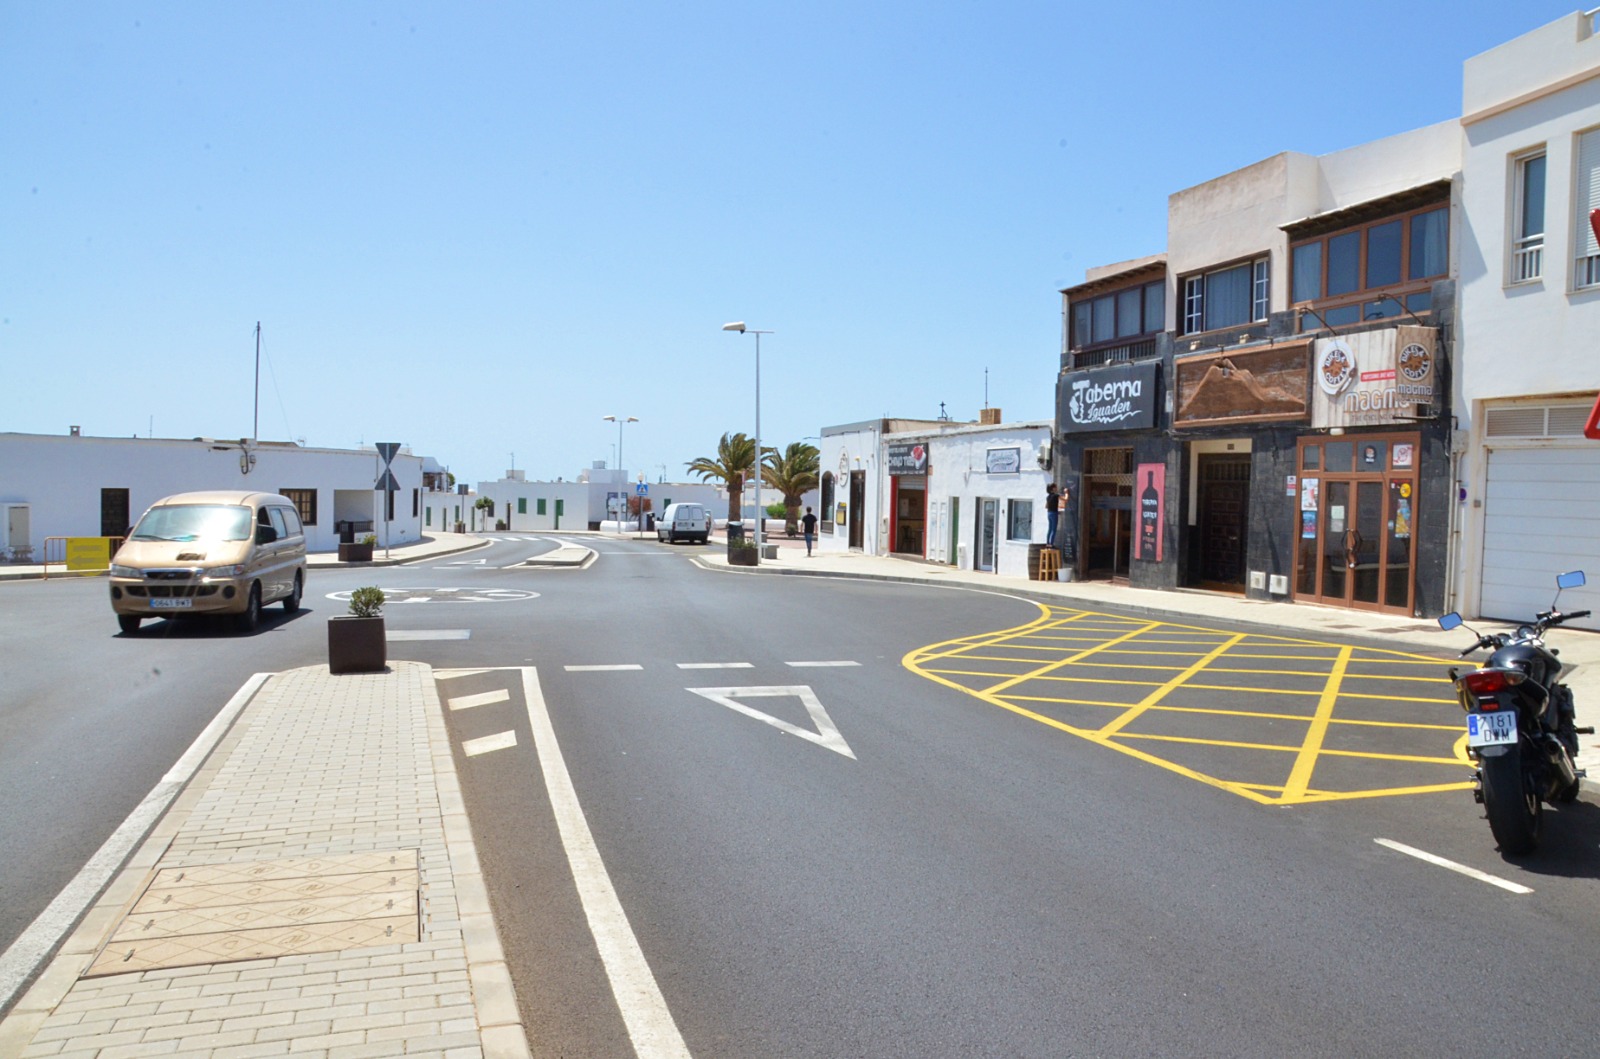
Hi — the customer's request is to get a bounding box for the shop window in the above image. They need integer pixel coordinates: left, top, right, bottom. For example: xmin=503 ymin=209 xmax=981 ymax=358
xmin=1007 ymin=499 xmax=1033 ymax=541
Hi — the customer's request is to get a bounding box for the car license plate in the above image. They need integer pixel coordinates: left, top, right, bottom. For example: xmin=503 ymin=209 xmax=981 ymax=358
xmin=149 ymin=598 xmax=193 ymax=610
xmin=1467 ymin=710 xmax=1517 ymax=748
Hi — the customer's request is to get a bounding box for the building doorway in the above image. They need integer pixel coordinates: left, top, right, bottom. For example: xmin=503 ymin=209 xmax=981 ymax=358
xmin=1082 ymin=448 xmax=1133 ymax=580
xmin=891 ymin=475 xmax=927 ymax=556
xmin=976 ymin=498 xmax=998 ymax=572
xmin=101 ymin=487 xmax=130 ymax=538
xmin=1294 ymin=433 xmax=1418 ymax=614
xmin=848 ymin=471 xmax=865 ymax=549
xmin=1195 ymin=453 xmax=1250 ymax=591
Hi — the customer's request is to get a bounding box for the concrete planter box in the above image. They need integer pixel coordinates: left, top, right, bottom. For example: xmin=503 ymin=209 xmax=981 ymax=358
xmin=727 ymin=544 xmax=758 ymax=567
xmin=338 ymin=542 xmax=374 ymax=563
xmin=328 ymin=616 xmax=386 ymax=674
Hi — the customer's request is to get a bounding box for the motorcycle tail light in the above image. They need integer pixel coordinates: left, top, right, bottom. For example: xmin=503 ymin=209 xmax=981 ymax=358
xmin=1461 ymin=668 xmax=1526 ymax=696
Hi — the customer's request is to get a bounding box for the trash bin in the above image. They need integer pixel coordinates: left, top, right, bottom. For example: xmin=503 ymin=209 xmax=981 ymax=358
xmin=338 ymin=520 xmax=355 ymax=544
xmin=645 ymin=513 xmax=656 ymax=531
xmin=727 ymin=521 xmax=745 ymax=542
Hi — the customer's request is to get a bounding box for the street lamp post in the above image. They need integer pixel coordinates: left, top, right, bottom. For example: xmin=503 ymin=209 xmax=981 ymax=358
xmin=602 ymin=415 xmax=638 ymax=530
xmin=723 ymin=323 xmax=772 ymax=555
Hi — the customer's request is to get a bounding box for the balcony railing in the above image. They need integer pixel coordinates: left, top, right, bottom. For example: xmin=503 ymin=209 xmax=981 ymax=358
xmin=1070 ymin=337 xmax=1159 ymax=370
xmin=1512 ymin=238 xmax=1543 ymax=282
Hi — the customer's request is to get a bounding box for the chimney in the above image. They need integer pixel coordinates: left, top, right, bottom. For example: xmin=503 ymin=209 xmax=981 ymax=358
xmin=70 ymin=425 xmax=81 ymax=437
xmin=978 ymin=408 xmax=1001 ymax=425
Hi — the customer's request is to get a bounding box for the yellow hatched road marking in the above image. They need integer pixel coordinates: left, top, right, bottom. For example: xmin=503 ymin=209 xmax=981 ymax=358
xmin=904 ymin=603 xmax=1472 ymax=806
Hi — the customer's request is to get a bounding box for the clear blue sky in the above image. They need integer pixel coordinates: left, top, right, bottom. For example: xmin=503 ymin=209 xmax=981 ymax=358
xmin=0 ymin=1 xmax=1578 ymax=486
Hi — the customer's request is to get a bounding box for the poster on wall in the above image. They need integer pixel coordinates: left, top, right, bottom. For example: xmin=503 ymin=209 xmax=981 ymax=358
xmin=1135 ymin=462 xmax=1164 ymax=562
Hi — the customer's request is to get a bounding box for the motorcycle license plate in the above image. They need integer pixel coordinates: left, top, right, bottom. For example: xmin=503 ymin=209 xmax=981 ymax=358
xmin=1466 ymin=710 xmax=1516 ymax=748
xmin=149 ymin=598 xmax=193 ymax=610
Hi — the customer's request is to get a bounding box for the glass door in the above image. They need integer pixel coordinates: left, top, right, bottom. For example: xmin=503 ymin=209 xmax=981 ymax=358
xmin=978 ymin=499 xmax=997 ymax=572
xmin=1294 ymin=434 xmax=1418 ymax=614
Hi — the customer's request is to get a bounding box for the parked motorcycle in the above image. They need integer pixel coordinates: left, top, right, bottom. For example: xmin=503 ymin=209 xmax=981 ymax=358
xmin=1438 ymin=571 xmax=1591 ymax=855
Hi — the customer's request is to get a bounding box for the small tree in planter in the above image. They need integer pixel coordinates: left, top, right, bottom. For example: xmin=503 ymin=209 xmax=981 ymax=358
xmin=727 ymin=536 xmax=759 ymax=567
xmin=328 ymin=586 xmax=387 ymax=674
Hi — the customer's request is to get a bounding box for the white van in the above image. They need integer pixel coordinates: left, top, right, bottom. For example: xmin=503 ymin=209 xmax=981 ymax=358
xmin=109 ymin=490 xmax=308 ymax=634
xmin=657 ymin=502 xmax=711 ymax=544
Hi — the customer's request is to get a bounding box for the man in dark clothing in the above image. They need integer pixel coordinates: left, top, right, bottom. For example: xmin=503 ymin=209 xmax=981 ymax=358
xmin=802 ymin=506 xmax=819 ymax=556
xmin=1045 ymin=482 xmax=1060 ymax=548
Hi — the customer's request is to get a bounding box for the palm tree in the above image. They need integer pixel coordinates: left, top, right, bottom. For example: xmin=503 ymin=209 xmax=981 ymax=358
xmin=763 ymin=441 xmax=820 ymax=537
xmin=686 ymin=432 xmax=760 ymax=527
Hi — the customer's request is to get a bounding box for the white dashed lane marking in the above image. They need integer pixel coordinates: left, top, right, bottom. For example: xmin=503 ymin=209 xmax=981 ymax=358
xmin=448 ymin=689 xmax=511 ymax=711
xmin=565 ymin=664 xmax=645 ymax=672
xmin=1374 ymin=838 xmax=1533 ymax=894
xmin=462 ymin=731 xmax=518 ymax=757
xmin=677 ymin=662 xmax=755 ymax=670
xmin=786 ymin=660 xmax=861 ymax=668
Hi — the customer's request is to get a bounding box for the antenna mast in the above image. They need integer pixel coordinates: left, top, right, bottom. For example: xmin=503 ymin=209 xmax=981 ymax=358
xmin=253 ymin=322 xmax=261 ymax=442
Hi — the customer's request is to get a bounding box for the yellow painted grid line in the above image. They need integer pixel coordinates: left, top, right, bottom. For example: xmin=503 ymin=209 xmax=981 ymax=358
xmin=996 ymin=694 xmax=1460 ymax=731
xmin=978 ymin=621 xmax=1167 ymax=699
xmin=1108 ymin=730 xmax=1462 ymax=766
xmin=1282 ymin=645 xmax=1352 ymax=800
xmin=1094 ymin=633 xmax=1249 ymax=737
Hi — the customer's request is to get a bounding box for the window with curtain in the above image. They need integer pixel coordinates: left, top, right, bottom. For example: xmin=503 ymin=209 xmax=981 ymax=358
xmin=1179 ymin=257 xmax=1268 ymax=335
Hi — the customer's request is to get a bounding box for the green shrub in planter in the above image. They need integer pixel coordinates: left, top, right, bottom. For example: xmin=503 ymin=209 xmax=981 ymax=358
xmin=330 ymin=586 xmax=387 ymax=673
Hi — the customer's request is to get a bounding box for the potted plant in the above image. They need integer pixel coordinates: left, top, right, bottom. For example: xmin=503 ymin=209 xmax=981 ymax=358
xmin=727 ymin=536 xmax=759 ymax=567
xmin=328 ymin=586 xmax=386 ymax=674
xmin=339 ymin=532 xmax=376 ymax=563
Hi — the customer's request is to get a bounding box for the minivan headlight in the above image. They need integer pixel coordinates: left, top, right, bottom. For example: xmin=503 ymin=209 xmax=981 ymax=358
xmin=110 ymin=564 xmax=142 ymax=578
xmin=206 ymin=564 xmax=248 ymax=579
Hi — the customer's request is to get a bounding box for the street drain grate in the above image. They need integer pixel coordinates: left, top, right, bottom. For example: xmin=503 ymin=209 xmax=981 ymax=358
xmin=86 ymin=850 xmax=420 ymax=977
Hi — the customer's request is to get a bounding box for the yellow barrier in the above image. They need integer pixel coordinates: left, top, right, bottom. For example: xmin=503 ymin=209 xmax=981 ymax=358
xmin=42 ymin=536 xmax=124 ymax=579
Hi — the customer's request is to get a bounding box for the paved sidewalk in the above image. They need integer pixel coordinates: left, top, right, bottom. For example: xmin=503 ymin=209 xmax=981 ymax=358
xmin=694 ymin=537 xmax=1600 ymax=777
xmin=0 ymin=534 xmax=490 ymax=582
xmin=0 ymin=662 xmax=528 ymax=1059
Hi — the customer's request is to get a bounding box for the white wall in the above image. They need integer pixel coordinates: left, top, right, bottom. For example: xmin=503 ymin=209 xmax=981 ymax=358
xmin=818 ymin=423 xmax=883 ymax=554
xmin=0 ymin=433 xmax=426 ymax=553
xmin=925 ymin=423 xmax=1052 ymax=576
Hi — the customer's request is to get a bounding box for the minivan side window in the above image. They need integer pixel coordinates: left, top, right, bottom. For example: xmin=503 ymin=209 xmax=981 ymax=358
xmin=278 ymin=506 xmax=302 ymax=537
xmin=268 ymin=507 xmax=290 ymax=540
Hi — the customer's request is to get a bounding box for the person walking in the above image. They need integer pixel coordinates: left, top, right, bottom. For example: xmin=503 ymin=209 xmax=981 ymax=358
xmin=1045 ymin=482 xmax=1060 ymax=548
xmin=802 ymin=506 xmax=819 ymax=556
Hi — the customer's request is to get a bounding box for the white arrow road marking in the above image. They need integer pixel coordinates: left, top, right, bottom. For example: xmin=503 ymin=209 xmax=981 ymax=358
xmin=686 ymin=686 xmax=856 ymax=759
xmin=1374 ymin=838 xmax=1533 ymax=894
xmin=448 ymin=689 xmax=511 ymax=711
xmin=462 ymin=730 xmax=518 ymax=756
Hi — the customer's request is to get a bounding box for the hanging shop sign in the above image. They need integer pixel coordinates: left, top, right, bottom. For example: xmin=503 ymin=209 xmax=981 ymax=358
xmin=1311 ymin=326 xmax=1437 ymax=429
xmin=985 ymin=447 xmax=1021 ymax=474
xmin=1174 ymin=343 xmax=1310 ymax=428
xmin=886 ymin=442 xmax=928 ymax=476
xmin=1059 ymin=360 xmax=1160 ymax=434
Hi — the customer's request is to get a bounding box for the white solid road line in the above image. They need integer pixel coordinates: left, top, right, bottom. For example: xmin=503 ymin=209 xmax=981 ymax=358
xmin=566 ymin=664 xmax=645 ymax=672
xmin=676 ymin=662 xmax=754 ymax=670
xmin=462 ymin=730 xmax=518 ymax=756
xmin=520 ymin=668 xmax=693 ymax=1059
xmin=388 ymin=629 xmax=472 ymax=641
xmin=0 ymin=672 xmax=271 ymax=1014
xmin=1374 ymin=838 xmax=1533 ymax=894
xmin=448 ymin=689 xmax=511 ymax=711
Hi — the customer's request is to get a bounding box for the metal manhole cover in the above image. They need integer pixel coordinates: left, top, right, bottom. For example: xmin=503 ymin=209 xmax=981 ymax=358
xmin=86 ymin=850 xmax=419 ymax=977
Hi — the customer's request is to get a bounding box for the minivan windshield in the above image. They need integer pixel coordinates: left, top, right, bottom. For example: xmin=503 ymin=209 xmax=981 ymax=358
xmin=130 ymin=505 xmax=253 ymax=543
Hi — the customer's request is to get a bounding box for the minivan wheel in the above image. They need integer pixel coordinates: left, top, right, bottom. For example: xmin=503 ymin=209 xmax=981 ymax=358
xmin=118 ymin=614 xmax=142 ymax=635
xmin=283 ymin=572 xmax=302 ymax=613
xmin=237 ymin=584 xmax=262 ymax=632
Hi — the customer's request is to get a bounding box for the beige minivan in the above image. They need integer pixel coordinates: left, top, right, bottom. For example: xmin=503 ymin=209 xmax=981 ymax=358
xmin=109 ymin=490 xmax=308 ymax=634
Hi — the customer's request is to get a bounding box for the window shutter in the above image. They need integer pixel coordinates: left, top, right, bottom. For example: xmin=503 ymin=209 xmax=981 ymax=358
xmin=1575 ymin=128 xmax=1600 ymax=259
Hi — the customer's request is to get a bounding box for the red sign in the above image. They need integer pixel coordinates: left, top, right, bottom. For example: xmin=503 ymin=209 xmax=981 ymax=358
xmin=1135 ymin=463 xmax=1165 ymax=563
xmin=1586 ymin=391 xmax=1600 ymax=440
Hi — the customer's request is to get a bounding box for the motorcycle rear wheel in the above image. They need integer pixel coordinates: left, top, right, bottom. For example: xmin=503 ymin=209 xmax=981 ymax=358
xmin=1481 ymin=749 xmax=1541 ymax=855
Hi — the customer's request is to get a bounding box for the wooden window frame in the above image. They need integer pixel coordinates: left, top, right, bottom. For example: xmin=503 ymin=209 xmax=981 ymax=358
xmin=1068 ymin=280 xmax=1166 ymax=353
xmin=1290 ymin=203 xmax=1449 ymax=331
xmin=1177 ymin=254 xmax=1270 ymax=337
xmin=279 ymin=488 xmax=317 ymax=527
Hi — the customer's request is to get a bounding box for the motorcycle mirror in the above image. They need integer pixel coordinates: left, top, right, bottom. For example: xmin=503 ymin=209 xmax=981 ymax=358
xmin=1557 ymin=570 xmax=1586 ymax=590
xmin=1438 ymin=612 xmax=1464 ymax=632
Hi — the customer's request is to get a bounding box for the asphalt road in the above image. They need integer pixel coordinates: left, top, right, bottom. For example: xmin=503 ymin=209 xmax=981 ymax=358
xmin=7 ymin=534 xmax=1600 ymax=1055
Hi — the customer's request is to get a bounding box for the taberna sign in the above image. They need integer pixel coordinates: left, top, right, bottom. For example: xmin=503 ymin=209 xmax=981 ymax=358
xmin=1059 ymin=360 xmax=1160 ymax=434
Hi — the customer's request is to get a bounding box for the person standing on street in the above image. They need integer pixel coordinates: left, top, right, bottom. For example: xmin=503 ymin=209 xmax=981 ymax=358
xmin=802 ymin=506 xmax=819 ymax=556
xmin=1045 ymin=482 xmax=1060 ymax=548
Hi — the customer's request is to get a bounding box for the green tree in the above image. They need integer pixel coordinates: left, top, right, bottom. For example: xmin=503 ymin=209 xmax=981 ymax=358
xmin=687 ymin=432 xmax=761 ymax=526
xmin=763 ymin=441 xmax=820 ymax=536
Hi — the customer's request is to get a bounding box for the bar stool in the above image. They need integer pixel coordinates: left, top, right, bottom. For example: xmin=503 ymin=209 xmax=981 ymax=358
xmin=1036 ymin=548 xmax=1060 ymax=581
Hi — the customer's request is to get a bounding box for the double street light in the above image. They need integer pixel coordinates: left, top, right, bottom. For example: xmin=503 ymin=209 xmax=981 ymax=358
xmin=602 ymin=415 xmax=638 ymax=530
xmin=721 ymin=322 xmax=772 ymax=554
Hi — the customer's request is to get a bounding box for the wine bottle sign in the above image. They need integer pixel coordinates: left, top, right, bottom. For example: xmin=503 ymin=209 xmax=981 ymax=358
xmin=1136 ymin=463 xmax=1165 ymax=562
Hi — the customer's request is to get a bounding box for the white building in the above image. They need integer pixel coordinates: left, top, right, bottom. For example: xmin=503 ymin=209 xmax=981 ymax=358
xmin=474 ymin=463 xmax=730 ymax=533
xmin=1455 ymin=9 xmax=1600 ymax=628
xmin=0 ymin=430 xmax=429 ymax=558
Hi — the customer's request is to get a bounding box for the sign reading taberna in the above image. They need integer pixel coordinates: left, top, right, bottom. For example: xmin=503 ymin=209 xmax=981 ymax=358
xmin=1060 ymin=360 xmax=1160 ymax=434
xmin=887 ymin=441 xmax=928 ymax=476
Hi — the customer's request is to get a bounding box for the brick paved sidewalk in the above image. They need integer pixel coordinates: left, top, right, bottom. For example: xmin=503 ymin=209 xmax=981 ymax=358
xmin=0 ymin=662 xmax=528 ymax=1059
